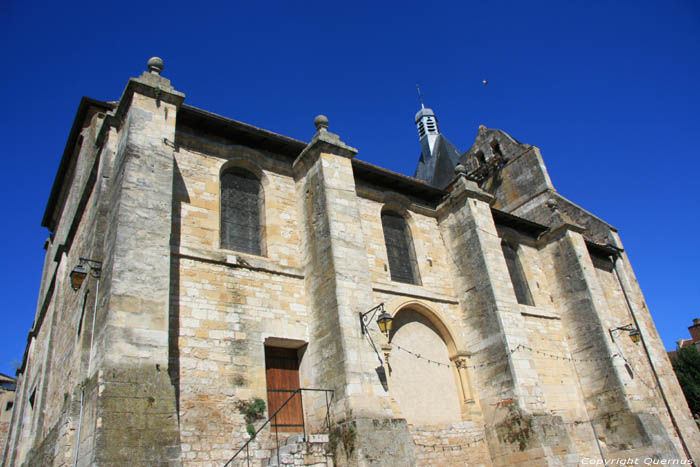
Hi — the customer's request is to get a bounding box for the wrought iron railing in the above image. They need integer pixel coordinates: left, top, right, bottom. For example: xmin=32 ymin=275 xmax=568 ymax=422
xmin=223 ymin=388 xmax=334 ymax=467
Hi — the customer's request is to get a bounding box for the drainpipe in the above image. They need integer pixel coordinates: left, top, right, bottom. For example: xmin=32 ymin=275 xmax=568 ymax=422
xmin=73 ymin=277 xmax=100 ymax=467
xmin=610 ymin=254 xmax=694 ymax=463
xmin=87 ymin=278 xmax=100 ymax=375
xmin=73 ymin=388 xmax=84 ymax=467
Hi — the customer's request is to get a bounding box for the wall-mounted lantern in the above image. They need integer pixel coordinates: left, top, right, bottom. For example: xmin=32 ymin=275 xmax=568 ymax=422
xmin=70 ymin=258 xmax=102 ymax=291
xmin=376 ymin=310 xmax=393 ymax=338
xmin=360 ymin=303 xmax=393 ymax=364
xmin=609 ymin=323 xmax=641 ymax=344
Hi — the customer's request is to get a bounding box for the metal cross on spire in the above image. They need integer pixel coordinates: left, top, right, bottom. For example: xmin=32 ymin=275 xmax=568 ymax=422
xmin=416 ymin=84 xmax=425 ymax=109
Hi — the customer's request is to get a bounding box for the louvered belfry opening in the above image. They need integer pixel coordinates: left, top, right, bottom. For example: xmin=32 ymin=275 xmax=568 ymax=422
xmin=221 ymin=168 xmax=263 ymax=255
xmin=501 ymin=241 xmax=534 ymax=306
xmin=381 ymin=211 xmax=420 ymax=285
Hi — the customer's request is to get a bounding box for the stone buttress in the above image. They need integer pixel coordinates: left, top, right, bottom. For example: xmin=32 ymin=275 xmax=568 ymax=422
xmin=88 ymin=63 xmax=185 ymax=465
xmin=292 ymin=116 xmax=416 ymax=466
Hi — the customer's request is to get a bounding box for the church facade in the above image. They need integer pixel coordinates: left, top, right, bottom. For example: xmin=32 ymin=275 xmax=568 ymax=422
xmin=2 ymin=58 xmax=699 ymax=466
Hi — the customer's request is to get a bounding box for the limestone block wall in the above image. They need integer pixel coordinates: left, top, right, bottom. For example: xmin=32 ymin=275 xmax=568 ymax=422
xmin=610 ymin=233 xmax=700 ymax=460
xmin=410 ymin=422 xmax=491 ymax=467
xmin=497 ymin=233 xmax=593 ymax=426
xmin=592 ymin=255 xmax=660 ymax=405
xmin=3 ymin=103 xmax=114 ymax=466
xmin=0 ymin=387 xmax=13 ymax=457
xmin=356 ymin=191 xmax=454 ymax=298
xmin=168 ymin=126 xmax=311 ymax=464
xmin=171 ymin=256 xmax=307 ymax=464
xmin=173 ymin=128 xmax=302 ymax=269
xmin=483 ymin=145 xmax=554 ymax=214
xmin=506 ymin=241 xmax=553 ymax=309
xmin=537 ymin=228 xmax=692 ymax=461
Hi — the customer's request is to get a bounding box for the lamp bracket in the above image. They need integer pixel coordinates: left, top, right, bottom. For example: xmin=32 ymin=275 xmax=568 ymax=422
xmin=610 ymin=323 xmax=636 ymax=334
xmin=359 ymin=303 xmax=386 ymax=365
xmin=360 ymin=303 xmax=385 ymax=335
xmin=78 ymin=257 xmax=103 ymax=276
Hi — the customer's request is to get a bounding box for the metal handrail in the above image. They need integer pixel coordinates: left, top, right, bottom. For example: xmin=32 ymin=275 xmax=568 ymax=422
xmin=223 ymin=388 xmax=334 ymax=467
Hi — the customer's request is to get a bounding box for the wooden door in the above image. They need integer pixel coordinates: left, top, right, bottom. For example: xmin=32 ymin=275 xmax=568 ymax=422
xmin=265 ymin=347 xmax=303 ymax=432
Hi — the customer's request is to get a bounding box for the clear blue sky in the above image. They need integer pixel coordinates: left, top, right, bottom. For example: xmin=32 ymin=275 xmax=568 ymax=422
xmin=1 ymin=1 xmax=698 ymax=377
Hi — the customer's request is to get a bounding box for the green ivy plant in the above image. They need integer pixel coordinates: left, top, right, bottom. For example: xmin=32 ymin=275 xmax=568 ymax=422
xmin=236 ymin=397 xmax=266 ymax=437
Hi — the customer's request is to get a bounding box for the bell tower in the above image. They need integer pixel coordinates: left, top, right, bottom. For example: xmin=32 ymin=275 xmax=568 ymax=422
xmin=412 ymin=92 xmax=462 ymax=189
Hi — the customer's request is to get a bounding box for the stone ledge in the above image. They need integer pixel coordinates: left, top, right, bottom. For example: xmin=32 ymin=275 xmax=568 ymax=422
xmin=519 ymin=306 xmax=560 ymax=320
xmin=372 ymin=284 xmax=459 ymax=304
xmin=172 ymin=245 xmax=304 ymax=279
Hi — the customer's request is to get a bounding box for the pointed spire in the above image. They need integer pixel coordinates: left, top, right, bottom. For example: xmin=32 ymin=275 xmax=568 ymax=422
xmin=412 ymin=96 xmax=463 ymax=189
xmin=414 ymin=88 xmax=440 ymax=156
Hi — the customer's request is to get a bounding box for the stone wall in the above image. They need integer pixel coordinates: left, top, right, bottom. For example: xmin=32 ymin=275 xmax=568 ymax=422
xmin=0 ymin=387 xmax=14 ymax=460
xmin=3 ymin=103 xmax=113 ymax=466
xmin=410 ymin=422 xmax=490 ymax=467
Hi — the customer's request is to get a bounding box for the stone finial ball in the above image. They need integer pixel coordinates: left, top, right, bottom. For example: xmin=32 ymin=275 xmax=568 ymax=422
xmin=147 ymin=57 xmax=164 ymax=74
xmin=314 ymin=115 xmax=329 ymax=131
xmin=454 ymin=163 xmax=467 ymax=176
xmin=546 ymin=198 xmax=559 ymax=211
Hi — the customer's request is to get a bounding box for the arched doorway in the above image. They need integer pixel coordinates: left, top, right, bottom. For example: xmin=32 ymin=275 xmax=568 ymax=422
xmin=388 ymin=306 xmax=462 ymax=425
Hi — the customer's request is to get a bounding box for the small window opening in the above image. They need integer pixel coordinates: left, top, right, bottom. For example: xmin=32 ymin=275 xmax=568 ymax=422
xmin=475 ymin=150 xmax=486 ymax=164
xmin=501 ymin=241 xmax=534 ymax=306
xmin=5 ymin=401 xmax=13 ymax=411
xmin=29 ymin=387 xmax=36 ymax=409
xmin=418 ymin=122 xmax=426 ymax=137
xmin=490 ymin=139 xmax=503 ymax=158
xmin=589 ymin=250 xmax=614 ymax=272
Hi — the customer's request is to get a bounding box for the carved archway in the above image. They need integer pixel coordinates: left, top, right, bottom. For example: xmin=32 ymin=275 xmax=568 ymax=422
xmin=383 ymin=299 xmax=473 ymax=424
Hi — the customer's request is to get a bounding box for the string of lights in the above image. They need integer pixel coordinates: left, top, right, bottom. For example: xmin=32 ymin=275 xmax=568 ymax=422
xmin=394 ymin=342 xmax=616 ymax=369
xmin=394 ymin=342 xmax=660 ymax=399
xmin=394 ymin=345 xmax=452 ymax=368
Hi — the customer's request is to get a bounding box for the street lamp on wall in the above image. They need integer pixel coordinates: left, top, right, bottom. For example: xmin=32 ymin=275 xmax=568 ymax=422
xmin=360 ymin=303 xmax=393 ymax=364
xmin=609 ymin=323 xmax=641 ymax=344
xmin=360 ymin=303 xmax=393 ymax=337
xmin=70 ymin=258 xmax=102 ymax=291
xmin=376 ymin=310 xmax=393 ymax=337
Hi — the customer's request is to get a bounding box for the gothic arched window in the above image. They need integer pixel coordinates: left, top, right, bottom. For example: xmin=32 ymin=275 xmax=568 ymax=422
xmin=501 ymin=241 xmax=533 ymax=306
xmin=221 ymin=168 xmax=263 ymax=255
xmin=381 ymin=210 xmax=420 ymax=285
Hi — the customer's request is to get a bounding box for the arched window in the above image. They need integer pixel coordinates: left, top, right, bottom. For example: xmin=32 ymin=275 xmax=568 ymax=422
xmin=381 ymin=211 xmax=420 ymax=285
xmin=221 ymin=168 xmax=263 ymax=255
xmin=501 ymin=241 xmax=533 ymax=306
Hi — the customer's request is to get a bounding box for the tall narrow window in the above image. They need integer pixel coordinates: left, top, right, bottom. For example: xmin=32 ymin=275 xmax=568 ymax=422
xmin=221 ymin=168 xmax=263 ymax=255
xmin=28 ymin=387 xmax=36 ymax=409
xmin=381 ymin=211 xmax=420 ymax=285
xmin=501 ymin=241 xmax=534 ymax=306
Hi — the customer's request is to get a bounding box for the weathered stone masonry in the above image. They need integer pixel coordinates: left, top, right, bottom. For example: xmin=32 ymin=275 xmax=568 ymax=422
xmin=3 ymin=59 xmax=699 ymax=466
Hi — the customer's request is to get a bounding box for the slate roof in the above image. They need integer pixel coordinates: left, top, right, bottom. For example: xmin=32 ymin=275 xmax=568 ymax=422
xmin=413 ymin=134 xmax=462 ymax=189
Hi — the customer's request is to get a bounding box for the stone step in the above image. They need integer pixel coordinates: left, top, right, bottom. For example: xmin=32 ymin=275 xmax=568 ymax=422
xmin=262 ymin=433 xmax=332 ymax=467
